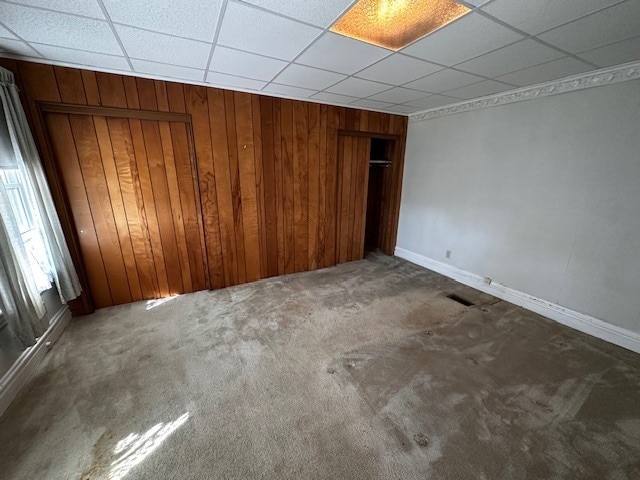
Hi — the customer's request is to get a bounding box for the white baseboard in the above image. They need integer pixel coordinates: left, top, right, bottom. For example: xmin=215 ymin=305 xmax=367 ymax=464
xmin=0 ymin=306 xmax=71 ymax=417
xmin=395 ymin=247 xmax=640 ymax=355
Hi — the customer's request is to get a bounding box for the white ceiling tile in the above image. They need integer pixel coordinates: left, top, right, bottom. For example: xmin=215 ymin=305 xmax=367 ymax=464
xmin=456 ymin=39 xmax=563 ymax=78
xmin=483 ymin=0 xmax=622 ymax=36
xmin=274 ymin=64 xmax=346 ymax=90
xmin=117 ymin=25 xmax=210 ymax=69
xmin=0 ymin=25 xmax=17 ymax=39
xmin=240 ymin=0 xmax=354 ymax=28
xmin=579 ymin=36 xmax=640 ymax=68
xmin=206 ymin=71 xmax=266 ymax=90
xmin=311 ymin=91 xmax=358 ymax=104
xmin=132 ymin=59 xmax=204 ymax=81
xmin=2 ymin=0 xmax=633 ymax=100
xmin=297 ymin=32 xmax=389 ymax=75
xmin=355 ymin=54 xmax=442 ymax=85
xmin=401 ymin=12 xmax=523 ymax=65
xmin=210 ymin=46 xmax=287 ymax=81
xmin=538 ymin=1 xmax=640 ymax=54
xmin=495 ymin=57 xmax=593 ymax=87
xmin=463 ymin=0 xmax=491 ymax=5
xmin=404 ymin=68 xmax=484 ymax=93
xmin=368 ymin=87 xmax=425 ymax=104
xmin=217 ymin=1 xmax=321 ymax=61
xmin=444 ymin=79 xmax=513 ymax=99
xmin=10 ymin=0 xmax=105 ymax=19
xmin=404 ymin=94 xmax=458 ymax=110
xmin=0 ymin=38 xmax=39 ymax=57
xmin=263 ymin=83 xmax=316 ymax=98
xmin=383 ymin=104 xmax=417 ymax=114
xmin=325 ymin=77 xmax=389 ymax=97
xmin=103 ymin=0 xmax=223 ymax=42
xmin=35 ymin=44 xmax=130 ymax=70
xmin=350 ymin=99 xmax=394 ymax=110
xmin=0 ymin=3 xmax=122 ymax=54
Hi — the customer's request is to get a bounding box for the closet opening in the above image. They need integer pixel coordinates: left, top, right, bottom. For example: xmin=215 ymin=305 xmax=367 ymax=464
xmin=336 ymin=129 xmax=403 ymax=264
xmin=365 ymin=137 xmax=395 ymax=254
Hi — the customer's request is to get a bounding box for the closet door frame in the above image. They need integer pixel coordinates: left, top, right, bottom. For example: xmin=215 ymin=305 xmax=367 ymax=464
xmin=335 ymin=130 xmax=402 ymax=263
xmin=37 ymin=102 xmax=208 ymax=314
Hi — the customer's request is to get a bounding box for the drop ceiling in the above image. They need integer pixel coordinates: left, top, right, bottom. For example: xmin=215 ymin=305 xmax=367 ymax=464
xmin=0 ymin=0 xmax=638 ymax=116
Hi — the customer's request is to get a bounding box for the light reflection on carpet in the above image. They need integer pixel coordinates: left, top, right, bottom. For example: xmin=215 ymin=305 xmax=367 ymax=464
xmin=109 ymin=412 xmax=190 ymax=480
xmin=145 ymin=296 xmax=179 ymax=311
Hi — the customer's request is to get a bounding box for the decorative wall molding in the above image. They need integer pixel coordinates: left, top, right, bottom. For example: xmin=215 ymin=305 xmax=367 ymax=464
xmin=0 ymin=306 xmax=71 ymax=417
xmin=395 ymin=247 xmax=640 ymax=355
xmin=410 ymin=60 xmax=640 ymax=123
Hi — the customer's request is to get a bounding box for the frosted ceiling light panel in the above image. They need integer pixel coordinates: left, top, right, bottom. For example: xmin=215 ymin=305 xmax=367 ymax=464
xmin=331 ymin=0 xmax=471 ymax=51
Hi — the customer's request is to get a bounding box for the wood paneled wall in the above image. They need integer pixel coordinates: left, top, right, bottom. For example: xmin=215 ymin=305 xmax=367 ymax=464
xmin=45 ymin=111 xmax=208 ymax=307
xmin=336 ymin=135 xmax=371 ymax=264
xmin=0 ymin=59 xmax=407 ymax=313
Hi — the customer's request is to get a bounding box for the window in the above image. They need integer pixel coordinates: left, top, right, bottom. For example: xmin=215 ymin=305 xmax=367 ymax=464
xmin=1 ymin=100 xmax=52 ymax=294
xmin=1 ymin=169 xmax=32 ymax=233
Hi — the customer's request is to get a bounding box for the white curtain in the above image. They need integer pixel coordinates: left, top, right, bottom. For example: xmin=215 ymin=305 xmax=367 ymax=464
xmin=0 ymin=66 xmax=82 ymax=347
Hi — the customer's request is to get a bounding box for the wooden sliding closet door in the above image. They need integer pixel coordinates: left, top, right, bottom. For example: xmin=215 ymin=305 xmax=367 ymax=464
xmin=336 ymin=135 xmax=371 ymax=264
xmin=44 ymin=112 xmax=208 ymax=308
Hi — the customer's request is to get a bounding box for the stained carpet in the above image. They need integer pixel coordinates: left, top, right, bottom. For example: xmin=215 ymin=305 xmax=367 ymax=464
xmin=0 ymin=254 xmax=639 ymax=479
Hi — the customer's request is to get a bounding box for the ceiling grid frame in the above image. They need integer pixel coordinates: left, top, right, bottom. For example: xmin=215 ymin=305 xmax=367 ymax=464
xmin=0 ymin=0 xmax=637 ymax=115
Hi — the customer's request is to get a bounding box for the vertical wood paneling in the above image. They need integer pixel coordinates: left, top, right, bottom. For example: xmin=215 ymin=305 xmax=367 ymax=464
xmin=317 ymin=105 xmax=328 ymax=268
xmin=224 ymin=90 xmax=247 ymax=284
xmin=93 ymin=115 xmax=144 ymax=302
xmin=352 ymin=138 xmax=370 ymax=259
xmin=252 ymin=95 xmax=268 ymax=279
xmin=293 ymin=101 xmax=309 ymax=272
xmin=96 ymin=73 xmax=127 ymax=108
xmin=54 ymin=67 xmax=86 ymax=104
xmin=307 ymin=103 xmax=320 ymax=271
xmin=81 ymin=70 xmax=101 ymax=106
xmin=235 ymin=92 xmax=261 ymax=283
xmin=368 ymin=112 xmax=381 ymax=133
xmin=336 ymin=136 xmax=350 ymax=264
xmin=107 ymin=117 xmax=159 ymax=299
xmin=345 ymin=109 xmax=355 ymax=131
xmin=174 ymin=123 xmax=208 ymax=291
xmin=45 ymin=113 xmax=112 ymax=308
xmin=47 ymin=112 xmax=209 ymax=306
xmin=260 ymin=96 xmax=278 ymax=278
xmin=206 ymin=88 xmax=237 ymax=287
xmin=272 ymin=99 xmax=286 ymax=276
xmin=69 ymin=114 xmax=132 ymax=304
xmin=127 ymin=117 xmax=171 ymax=297
xmin=138 ymin=122 xmax=184 ymax=294
xmin=107 ymin=84 xmax=150 ymax=297
xmin=324 ymin=108 xmax=339 ymax=267
xmin=159 ymin=118 xmax=193 ymax=293
xmin=381 ymin=140 xmax=395 ymax=255
xmin=122 ymin=76 xmax=140 ymax=109
xmin=336 ymin=135 xmax=372 ymax=264
xmin=7 ymin=60 xmax=408 ymax=313
xmin=280 ymin=99 xmax=295 ymax=274
xmin=168 ymin=85 xmax=209 ymax=291
xmin=154 ymin=81 xmax=169 ymax=112
xmin=346 ymin=136 xmax=359 ymax=260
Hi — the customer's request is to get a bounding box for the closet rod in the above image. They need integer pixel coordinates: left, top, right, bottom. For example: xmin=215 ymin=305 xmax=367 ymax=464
xmin=370 ymin=159 xmax=392 ymax=166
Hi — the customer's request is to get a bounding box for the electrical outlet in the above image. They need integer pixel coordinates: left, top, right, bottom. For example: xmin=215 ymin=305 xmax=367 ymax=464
xmin=445 ymin=250 xmax=451 ymax=259
xmin=484 ymin=277 xmax=492 ymax=285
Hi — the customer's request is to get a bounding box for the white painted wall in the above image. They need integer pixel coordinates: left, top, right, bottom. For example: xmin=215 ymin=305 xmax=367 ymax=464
xmin=398 ymin=79 xmax=640 ymax=335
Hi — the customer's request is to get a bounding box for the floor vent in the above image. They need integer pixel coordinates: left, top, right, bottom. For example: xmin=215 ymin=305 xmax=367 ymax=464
xmin=447 ymin=294 xmax=474 ymax=307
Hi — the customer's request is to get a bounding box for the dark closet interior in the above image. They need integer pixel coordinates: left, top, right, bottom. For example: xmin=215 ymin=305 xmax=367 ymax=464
xmin=365 ymin=137 xmax=395 ymax=252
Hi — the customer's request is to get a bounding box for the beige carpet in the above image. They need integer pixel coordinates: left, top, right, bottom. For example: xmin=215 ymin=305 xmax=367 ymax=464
xmin=0 ymin=254 xmax=639 ymax=479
